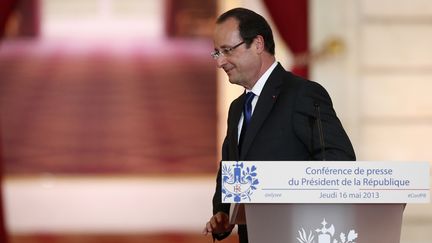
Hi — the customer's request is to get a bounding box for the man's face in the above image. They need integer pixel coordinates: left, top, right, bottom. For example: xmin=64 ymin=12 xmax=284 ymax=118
xmin=213 ymin=18 xmax=261 ymax=89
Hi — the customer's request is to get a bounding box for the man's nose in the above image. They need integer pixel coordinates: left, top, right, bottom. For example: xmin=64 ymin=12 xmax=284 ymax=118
xmin=216 ymin=56 xmax=227 ymax=68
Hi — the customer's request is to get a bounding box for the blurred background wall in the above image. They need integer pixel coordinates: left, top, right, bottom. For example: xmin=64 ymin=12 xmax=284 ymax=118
xmin=0 ymin=0 xmax=431 ymax=242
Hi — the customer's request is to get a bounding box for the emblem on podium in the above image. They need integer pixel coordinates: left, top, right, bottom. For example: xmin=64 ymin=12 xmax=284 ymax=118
xmin=297 ymin=219 xmax=358 ymax=243
xmin=221 ymin=161 xmax=259 ymax=202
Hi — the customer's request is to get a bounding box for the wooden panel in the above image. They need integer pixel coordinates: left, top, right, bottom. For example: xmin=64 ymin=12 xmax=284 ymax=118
xmin=165 ymin=0 xmax=216 ymax=38
xmin=0 ymin=40 xmax=217 ymax=174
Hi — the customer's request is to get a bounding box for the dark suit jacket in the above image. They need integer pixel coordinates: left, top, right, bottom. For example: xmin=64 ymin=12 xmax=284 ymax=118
xmin=212 ymin=64 xmax=355 ymax=243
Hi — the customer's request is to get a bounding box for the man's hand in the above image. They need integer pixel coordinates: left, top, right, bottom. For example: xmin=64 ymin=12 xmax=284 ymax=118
xmin=202 ymin=212 xmax=235 ymax=236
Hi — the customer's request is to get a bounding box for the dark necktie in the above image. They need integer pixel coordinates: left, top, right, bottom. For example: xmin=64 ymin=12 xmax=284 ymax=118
xmin=238 ymin=92 xmax=255 ymax=151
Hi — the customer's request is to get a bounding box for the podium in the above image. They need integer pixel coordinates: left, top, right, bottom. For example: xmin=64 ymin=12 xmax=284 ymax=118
xmin=222 ymin=161 xmax=430 ymax=243
xmin=232 ymin=203 xmax=404 ymax=243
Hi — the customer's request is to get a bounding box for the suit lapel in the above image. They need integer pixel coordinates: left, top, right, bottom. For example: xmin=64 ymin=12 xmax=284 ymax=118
xmin=228 ymin=95 xmax=244 ymax=160
xmin=239 ymin=64 xmax=285 ymax=159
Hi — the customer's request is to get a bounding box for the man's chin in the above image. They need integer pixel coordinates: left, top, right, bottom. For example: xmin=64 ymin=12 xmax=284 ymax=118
xmin=228 ymin=78 xmax=239 ymax=85
xmin=227 ymin=74 xmax=244 ymax=87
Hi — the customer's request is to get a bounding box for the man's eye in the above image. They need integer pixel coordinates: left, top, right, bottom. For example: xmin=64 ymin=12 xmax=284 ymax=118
xmin=222 ymin=49 xmax=231 ymax=55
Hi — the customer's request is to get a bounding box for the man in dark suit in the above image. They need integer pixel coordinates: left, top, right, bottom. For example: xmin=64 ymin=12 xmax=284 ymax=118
xmin=203 ymin=8 xmax=355 ymax=243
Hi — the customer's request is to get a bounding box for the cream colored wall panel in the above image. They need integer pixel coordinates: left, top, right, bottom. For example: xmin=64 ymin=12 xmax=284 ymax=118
xmin=316 ymin=2 xmax=432 ymax=241
xmin=42 ymin=0 xmax=164 ymax=39
xmin=404 ymin=203 xmax=432 ymax=221
xmin=361 ymin=25 xmax=432 ymax=69
xmin=402 ymin=187 xmax=432 ymax=243
xmin=310 ymin=0 xmax=362 ymax=150
xmin=361 ymin=124 xmax=432 ymax=161
xmin=5 ymin=176 xmax=215 ymax=233
xmin=362 ymin=0 xmax=432 ymax=18
xmin=310 ymin=0 xmax=355 ymax=117
xmin=361 ymin=74 xmax=432 ymax=117
xmin=401 ymin=221 xmax=432 ymax=243
xmin=42 ymin=0 xmax=99 ymax=18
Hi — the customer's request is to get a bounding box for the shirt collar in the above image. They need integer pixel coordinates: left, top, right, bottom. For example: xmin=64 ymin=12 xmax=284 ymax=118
xmin=246 ymin=61 xmax=278 ymax=96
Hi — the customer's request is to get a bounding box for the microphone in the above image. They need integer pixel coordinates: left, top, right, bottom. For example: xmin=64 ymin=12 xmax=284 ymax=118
xmin=314 ymin=101 xmax=326 ymax=161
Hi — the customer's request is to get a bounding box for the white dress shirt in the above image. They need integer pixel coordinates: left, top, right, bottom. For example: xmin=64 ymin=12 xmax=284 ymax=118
xmin=237 ymin=61 xmax=278 ymax=142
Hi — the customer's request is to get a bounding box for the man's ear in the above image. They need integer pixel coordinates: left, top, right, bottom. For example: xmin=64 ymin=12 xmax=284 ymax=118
xmin=254 ymin=35 xmax=265 ymax=54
